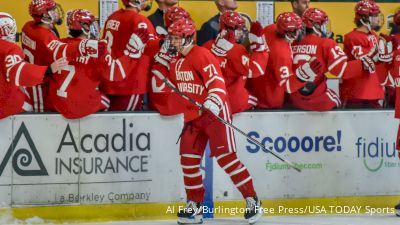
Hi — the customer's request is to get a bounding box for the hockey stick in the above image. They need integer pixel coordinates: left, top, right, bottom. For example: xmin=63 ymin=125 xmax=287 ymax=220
xmin=152 ymin=70 xmax=302 ymax=172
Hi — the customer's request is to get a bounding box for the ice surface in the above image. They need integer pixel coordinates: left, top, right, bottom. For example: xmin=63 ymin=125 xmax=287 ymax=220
xmin=1 ymin=215 xmax=399 ymax=225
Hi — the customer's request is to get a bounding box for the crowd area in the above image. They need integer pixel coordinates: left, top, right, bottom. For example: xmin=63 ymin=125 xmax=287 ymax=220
xmin=1 ymin=0 xmax=400 ymax=223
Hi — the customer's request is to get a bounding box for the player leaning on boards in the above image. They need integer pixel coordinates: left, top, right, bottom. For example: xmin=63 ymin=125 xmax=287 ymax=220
xmin=101 ymin=0 xmax=156 ymax=111
xmin=152 ymin=18 xmax=263 ymax=224
xmin=148 ymin=6 xmax=191 ymax=115
xmin=289 ymin=8 xmax=375 ymax=111
xmin=22 ymin=0 xmax=107 ymax=113
xmin=203 ymin=11 xmax=269 ymax=114
xmin=387 ymin=10 xmax=400 ymax=216
xmin=341 ymin=0 xmax=392 ymax=108
xmin=0 ymin=12 xmax=66 ymax=119
xmin=47 ymin=9 xmax=150 ymax=119
xmin=248 ymin=12 xmax=322 ymax=109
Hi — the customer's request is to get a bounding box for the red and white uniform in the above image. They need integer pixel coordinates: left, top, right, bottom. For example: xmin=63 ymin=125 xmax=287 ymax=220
xmin=203 ymin=40 xmax=268 ymax=113
xmin=154 ymin=45 xmax=256 ymax=202
xmin=290 ymin=34 xmax=366 ymax=111
xmin=146 ymin=39 xmax=184 ymax=115
xmin=21 ymin=21 xmax=82 ymax=112
xmin=48 ymin=37 xmax=140 ymax=119
xmin=341 ymin=29 xmax=384 ymax=105
xmin=248 ymin=26 xmax=305 ymax=109
xmin=387 ymin=49 xmax=400 ymax=152
xmin=0 ymin=39 xmax=47 ymax=119
xmin=101 ymin=8 xmax=155 ymax=111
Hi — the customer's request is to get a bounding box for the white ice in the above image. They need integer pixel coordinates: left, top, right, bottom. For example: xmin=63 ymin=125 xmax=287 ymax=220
xmin=1 ymin=215 xmax=399 ymax=225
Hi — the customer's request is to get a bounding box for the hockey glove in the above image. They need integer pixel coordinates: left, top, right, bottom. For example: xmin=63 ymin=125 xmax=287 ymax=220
xmin=378 ymin=37 xmax=393 ymax=63
xmin=202 ymin=97 xmax=221 ymax=117
xmin=359 ymin=55 xmax=376 ymax=73
xmin=295 ymin=57 xmax=322 ymax=82
xmin=154 ymin=39 xmax=176 ymax=68
xmin=124 ymin=28 xmax=149 ymax=59
xmin=79 ymin=39 xmax=108 ymax=58
xmin=249 ymin=21 xmax=268 ymax=52
xmin=211 ymin=30 xmax=235 ymax=57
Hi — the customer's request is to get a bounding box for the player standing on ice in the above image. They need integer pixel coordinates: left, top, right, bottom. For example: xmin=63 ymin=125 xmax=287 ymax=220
xmin=22 ymin=0 xmax=107 ymax=112
xmin=48 ymin=9 xmax=150 ymax=119
xmin=203 ymin=11 xmax=269 ymax=113
xmin=248 ymin=12 xmax=322 ymax=109
xmin=152 ymin=18 xmax=263 ymax=224
xmin=101 ymin=0 xmax=156 ymax=111
xmin=290 ymin=8 xmax=375 ymax=111
xmin=0 ymin=12 xmax=67 ymax=119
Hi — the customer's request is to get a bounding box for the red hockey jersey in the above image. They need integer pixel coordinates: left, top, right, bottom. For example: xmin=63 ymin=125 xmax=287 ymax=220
xmin=21 ymin=21 xmax=83 ymax=112
xmin=341 ymin=29 xmax=384 ymax=101
xmin=290 ymin=34 xmax=366 ymax=110
xmin=48 ymin=37 xmax=140 ymax=119
xmin=0 ymin=40 xmax=47 ymax=118
xmin=100 ymin=8 xmax=155 ymax=95
xmin=153 ymin=45 xmax=227 ymax=122
xmin=248 ymin=27 xmax=305 ymax=108
xmin=203 ymin=40 xmax=268 ymax=113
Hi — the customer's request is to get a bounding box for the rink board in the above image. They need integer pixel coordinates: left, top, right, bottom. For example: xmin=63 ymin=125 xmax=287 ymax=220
xmin=0 ymin=111 xmax=398 ymax=222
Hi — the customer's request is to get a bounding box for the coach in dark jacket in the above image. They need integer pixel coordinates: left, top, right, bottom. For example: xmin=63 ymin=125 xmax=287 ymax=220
xmin=148 ymin=0 xmax=178 ymax=36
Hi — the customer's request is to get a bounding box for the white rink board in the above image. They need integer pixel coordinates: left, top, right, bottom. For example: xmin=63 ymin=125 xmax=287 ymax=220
xmin=0 ymin=114 xmax=184 ymax=206
xmin=0 ymin=117 xmax=13 ymax=206
xmin=213 ymin=111 xmax=400 ymax=200
xmin=0 ymin=111 xmax=399 ymax=206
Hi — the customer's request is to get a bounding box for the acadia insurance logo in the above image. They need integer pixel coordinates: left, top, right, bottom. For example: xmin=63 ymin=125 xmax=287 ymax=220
xmin=0 ymin=122 xmax=48 ymax=176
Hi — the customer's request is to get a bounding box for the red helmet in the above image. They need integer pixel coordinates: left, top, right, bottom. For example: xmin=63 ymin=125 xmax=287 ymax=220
xmin=168 ymin=18 xmax=196 ymax=38
xmin=29 ymin=0 xmax=56 ymax=22
xmin=355 ymin=0 xmax=380 ymax=18
xmin=164 ymin=6 xmax=190 ymax=28
xmin=0 ymin=12 xmax=16 ymax=42
xmin=66 ymin=9 xmax=95 ymax=31
xmin=276 ymin=12 xmax=303 ymax=35
xmin=394 ymin=10 xmax=400 ymax=26
xmin=219 ymin=10 xmax=245 ymax=30
xmin=302 ymin=8 xmax=328 ymax=29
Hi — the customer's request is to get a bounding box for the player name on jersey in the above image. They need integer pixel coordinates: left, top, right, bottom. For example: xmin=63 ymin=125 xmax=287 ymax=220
xmin=21 ymin=33 xmax=36 ymax=50
xmin=292 ymin=45 xmax=317 ymax=55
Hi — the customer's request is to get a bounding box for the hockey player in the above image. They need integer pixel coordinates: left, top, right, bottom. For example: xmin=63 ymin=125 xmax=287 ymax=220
xmin=152 ymin=18 xmax=263 ymax=224
xmin=248 ymin=12 xmax=322 ymax=109
xmin=101 ymin=0 xmax=156 ymax=111
xmin=388 ymin=33 xmax=400 ymax=216
xmin=290 ymin=8 xmax=375 ymax=111
xmin=0 ymin=12 xmax=67 ymax=119
xmin=22 ymin=0 xmax=107 ymax=112
xmin=392 ymin=10 xmax=400 ymax=49
xmin=341 ymin=0 xmax=390 ymax=108
xmin=48 ymin=9 xmax=149 ymax=119
xmin=148 ymin=6 xmax=190 ymax=115
xmin=203 ymin=11 xmax=269 ymax=113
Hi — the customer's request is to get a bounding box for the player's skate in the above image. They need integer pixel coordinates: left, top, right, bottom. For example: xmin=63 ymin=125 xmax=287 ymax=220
xmin=395 ymin=202 xmax=400 ymax=216
xmin=177 ymin=201 xmax=203 ymax=224
xmin=244 ymin=196 xmax=263 ymax=224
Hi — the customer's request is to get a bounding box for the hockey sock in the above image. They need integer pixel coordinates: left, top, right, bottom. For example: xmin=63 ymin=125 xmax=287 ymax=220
xmin=180 ymin=154 xmax=205 ymax=203
xmin=216 ymin=152 xmax=256 ymax=198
